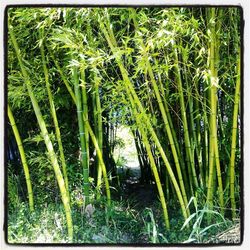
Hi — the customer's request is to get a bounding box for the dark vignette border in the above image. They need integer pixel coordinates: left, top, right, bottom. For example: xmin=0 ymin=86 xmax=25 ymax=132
xmin=3 ymin=3 xmax=244 ymax=247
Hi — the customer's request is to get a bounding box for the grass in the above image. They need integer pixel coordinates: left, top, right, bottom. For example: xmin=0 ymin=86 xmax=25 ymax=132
xmin=8 ymin=200 xmax=139 ymax=244
xmin=180 ymin=196 xmax=234 ymax=243
xmin=7 ymin=194 xmax=237 ymax=244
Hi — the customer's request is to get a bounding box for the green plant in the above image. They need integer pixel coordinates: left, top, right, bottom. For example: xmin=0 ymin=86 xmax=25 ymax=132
xmin=8 ymin=203 xmax=69 ymax=243
xmin=143 ymin=208 xmax=159 ymax=243
xmin=181 ymin=197 xmax=227 ymax=243
xmin=7 ymin=165 xmax=21 ymax=213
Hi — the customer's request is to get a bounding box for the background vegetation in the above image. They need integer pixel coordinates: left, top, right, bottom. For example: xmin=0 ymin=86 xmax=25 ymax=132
xmin=7 ymin=6 xmax=242 ymax=244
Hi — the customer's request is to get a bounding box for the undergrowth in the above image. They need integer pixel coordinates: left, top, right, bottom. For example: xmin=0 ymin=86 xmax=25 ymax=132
xmin=7 ymin=197 xmax=236 ymax=244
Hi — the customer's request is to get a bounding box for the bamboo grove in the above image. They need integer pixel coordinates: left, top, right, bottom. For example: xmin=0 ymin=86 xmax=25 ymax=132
xmin=7 ymin=7 xmax=242 ymax=241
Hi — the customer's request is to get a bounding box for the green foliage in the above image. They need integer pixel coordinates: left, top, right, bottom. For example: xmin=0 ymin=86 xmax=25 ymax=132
xmin=142 ymin=208 xmax=159 ymax=243
xmin=26 ymin=150 xmax=59 ymax=203
xmin=7 ymin=6 xmax=241 ymax=244
xmin=181 ymin=197 xmax=229 ymax=243
xmin=116 ymin=157 xmax=127 ymax=171
xmin=8 ymin=203 xmax=69 ymax=243
xmin=7 ymin=165 xmax=21 ymax=213
xmin=8 ymin=200 xmax=139 ymax=243
xmin=8 ymin=193 xmax=238 ymax=244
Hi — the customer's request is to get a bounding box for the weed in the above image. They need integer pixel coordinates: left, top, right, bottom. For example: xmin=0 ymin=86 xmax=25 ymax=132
xmin=181 ymin=197 xmax=229 ymax=243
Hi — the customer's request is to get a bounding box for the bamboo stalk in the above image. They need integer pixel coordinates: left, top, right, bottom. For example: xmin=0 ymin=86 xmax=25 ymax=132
xmin=72 ymin=64 xmax=90 ymax=205
xmin=206 ymin=8 xmax=217 ymax=209
xmin=203 ymin=89 xmax=209 ymax=187
xmin=8 ymin=105 xmax=34 ymax=212
xmin=94 ymin=74 xmax=104 ymax=199
xmin=194 ymin=84 xmax=204 ymax=188
xmin=39 ymin=30 xmax=69 ymax=197
xmin=214 ymin=9 xmax=224 ymax=212
xmin=206 ymin=8 xmax=224 ymax=212
xmin=229 ymin=48 xmax=241 ymax=219
xmin=80 ymin=67 xmax=90 ymax=188
xmin=89 ymin=70 xmax=103 ymax=195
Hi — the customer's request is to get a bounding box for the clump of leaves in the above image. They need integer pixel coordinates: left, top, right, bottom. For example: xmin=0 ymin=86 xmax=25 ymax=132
xmin=181 ymin=197 xmax=230 ymax=243
xmin=7 ymin=165 xmax=22 ymax=213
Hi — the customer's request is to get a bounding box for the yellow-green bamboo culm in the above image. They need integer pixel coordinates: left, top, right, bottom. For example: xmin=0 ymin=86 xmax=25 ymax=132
xmin=229 ymin=48 xmax=241 ymax=220
xmin=206 ymin=8 xmax=224 ymax=212
xmin=80 ymin=67 xmax=90 ymax=199
xmin=72 ymin=64 xmax=90 ymax=205
xmin=93 ymin=74 xmax=104 ymax=200
xmin=8 ymin=105 xmax=34 ymax=212
xmin=39 ymin=29 xmax=69 ymax=197
xmin=213 ymin=9 xmax=224 ymax=213
xmin=9 ymin=22 xmax=73 ymax=241
xmin=86 ymin=22 xmax=104 ymax=197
